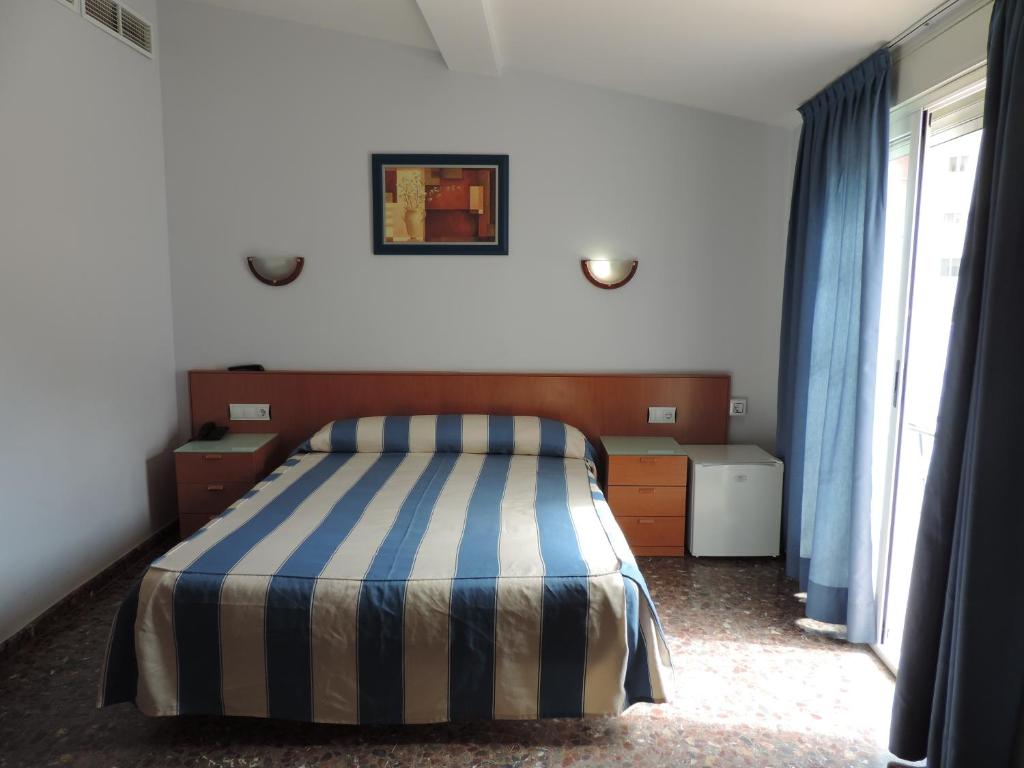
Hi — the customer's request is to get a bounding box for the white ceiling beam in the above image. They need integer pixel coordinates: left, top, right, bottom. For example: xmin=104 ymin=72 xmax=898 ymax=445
xmin=415 ymin=0 xmax=501 ymax=77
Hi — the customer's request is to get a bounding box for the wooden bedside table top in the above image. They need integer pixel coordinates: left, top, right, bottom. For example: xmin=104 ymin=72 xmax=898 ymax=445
xmin=601 ymin=436 xmax=685 ymax=456
xmin=175 ymin=433 xmax=278 ymax=453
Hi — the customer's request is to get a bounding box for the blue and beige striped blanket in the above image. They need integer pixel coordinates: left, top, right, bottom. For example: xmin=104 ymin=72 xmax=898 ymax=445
xmin=100 ymin=415 xmax=672 ymax=723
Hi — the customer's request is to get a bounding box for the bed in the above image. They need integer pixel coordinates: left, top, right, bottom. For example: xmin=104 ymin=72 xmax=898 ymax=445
xmin=100 ymin=415 xmax=672 ymax=723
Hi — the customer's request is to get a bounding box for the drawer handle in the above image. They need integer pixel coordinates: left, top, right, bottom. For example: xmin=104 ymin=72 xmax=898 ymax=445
xmin=206 ymin=484 xmax=225 ymax=492
xmin=203 ymin=454 xmax=223 ymax=461
xmin=638 ymin=457 xmax=658 ymax=464
xmin=638 ymin=487 xmax=655 ymax=494
xmin=638 ymin=518 xmax=655 ymax=525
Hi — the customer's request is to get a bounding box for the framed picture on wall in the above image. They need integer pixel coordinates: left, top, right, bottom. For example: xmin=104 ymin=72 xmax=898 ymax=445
xmin=371 ymin=153 xmax=509 ymax=255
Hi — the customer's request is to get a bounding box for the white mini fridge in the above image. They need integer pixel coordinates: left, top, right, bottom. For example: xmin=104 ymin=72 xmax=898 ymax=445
xmin=678 ymin=444 xmax=784 ymax=557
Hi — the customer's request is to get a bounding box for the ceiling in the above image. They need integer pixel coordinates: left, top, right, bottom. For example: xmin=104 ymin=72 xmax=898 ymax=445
xmin=194 ymin=0 xmax=942 ymax=125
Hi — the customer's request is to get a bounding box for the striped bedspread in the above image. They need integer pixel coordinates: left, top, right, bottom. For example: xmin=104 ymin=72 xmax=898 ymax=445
xmin=100 ymin=415 xmax=672 ymax=723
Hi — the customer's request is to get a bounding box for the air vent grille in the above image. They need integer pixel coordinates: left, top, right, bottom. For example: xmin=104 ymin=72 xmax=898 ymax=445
xmin=82 ymin=0 xmax=153 ymax=57
xmin=119 ymin=7 xmax=152 ymax=54
xmin=84 ymin=0 xmax=118 ymax=33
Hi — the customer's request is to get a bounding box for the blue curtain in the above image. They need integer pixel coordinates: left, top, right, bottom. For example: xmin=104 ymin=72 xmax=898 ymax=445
xmin=890 ymin=1 xmax=1024 ymax=764
xmin=776 ymin=49 xmax=890 ymax=643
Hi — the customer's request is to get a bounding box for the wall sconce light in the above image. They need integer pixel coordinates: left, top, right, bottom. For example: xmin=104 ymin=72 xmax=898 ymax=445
xmin=580 ymin=258 xmax=638 ymax=290
xmin=246 ymin=255 xmax=305 ymax=286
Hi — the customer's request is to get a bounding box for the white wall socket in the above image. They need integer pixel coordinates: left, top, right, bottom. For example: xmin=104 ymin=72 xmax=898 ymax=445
xmin=647 ymin=406 xmax=677 ymax=424
xmin=730 ymin=398 xmax=748 ymax=416
xmin=229 ymin=403 xmax=271 ymax=421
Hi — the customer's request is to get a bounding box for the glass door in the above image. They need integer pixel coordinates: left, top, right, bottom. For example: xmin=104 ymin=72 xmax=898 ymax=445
xmin=875 ymin=85 xmax=985 ymax=670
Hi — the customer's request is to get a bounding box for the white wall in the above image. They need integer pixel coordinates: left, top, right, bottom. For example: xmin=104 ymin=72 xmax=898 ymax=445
xmin=0 ymin=0 xmax=178 ymax=643
xmin=159 ymin=0 xmax=797 ymax=450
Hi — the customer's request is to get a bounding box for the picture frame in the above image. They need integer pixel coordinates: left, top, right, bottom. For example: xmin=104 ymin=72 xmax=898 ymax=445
xmin=371 ymin=153 xmax=509 ymax=255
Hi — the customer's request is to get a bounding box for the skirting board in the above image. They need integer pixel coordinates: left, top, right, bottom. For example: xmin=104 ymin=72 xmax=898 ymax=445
xmin=0 ymin=522 xmax=176 ymax=660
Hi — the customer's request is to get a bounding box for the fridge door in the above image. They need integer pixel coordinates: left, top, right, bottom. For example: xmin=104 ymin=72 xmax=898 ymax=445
xmin=690 ymin=462 xmax=783 ymax=557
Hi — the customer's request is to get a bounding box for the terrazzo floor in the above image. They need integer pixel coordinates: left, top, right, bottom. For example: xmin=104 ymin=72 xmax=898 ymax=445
xmin=0 ymin=554 xmax=907 ymax=768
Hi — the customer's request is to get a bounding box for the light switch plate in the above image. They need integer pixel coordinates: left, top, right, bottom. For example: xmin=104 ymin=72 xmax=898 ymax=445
xmin=729 ymin=398 xmax=748 ymax=416
xmin=647 ymin=406 xmax=677 ymax=424
xmin=229 ymin=403 xmax=271 ymax=421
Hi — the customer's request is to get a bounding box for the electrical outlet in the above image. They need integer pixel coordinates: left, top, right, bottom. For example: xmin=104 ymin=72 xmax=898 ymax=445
xmin=647 ymin=406 xmax=677 ymax=424
xmin=229 ymin=403 xmax=271 ymax=421
xmin=729 ymin=398 xmax=748 ymax=416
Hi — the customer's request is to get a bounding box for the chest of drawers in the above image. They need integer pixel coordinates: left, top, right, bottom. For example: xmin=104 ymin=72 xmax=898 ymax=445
xmin=602 ymin=436 xmax=688 ymax=557
xmin=174 ymin=433 xmax=278 ymax=538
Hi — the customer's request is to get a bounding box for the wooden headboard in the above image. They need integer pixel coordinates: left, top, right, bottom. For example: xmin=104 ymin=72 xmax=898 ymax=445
xmin=188 ymin=370 xmax=731 ymax=458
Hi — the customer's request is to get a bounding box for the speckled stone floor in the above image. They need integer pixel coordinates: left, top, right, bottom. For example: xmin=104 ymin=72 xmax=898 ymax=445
xmin=0 ymin=554 xmax=905 ymax=767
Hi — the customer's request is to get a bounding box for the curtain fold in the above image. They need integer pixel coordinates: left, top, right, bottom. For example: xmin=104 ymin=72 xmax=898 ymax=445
xmin=890 ymin=1 xmax=1024 ymax=764
xmin=776 ymin=49 xmax=890 ymax=643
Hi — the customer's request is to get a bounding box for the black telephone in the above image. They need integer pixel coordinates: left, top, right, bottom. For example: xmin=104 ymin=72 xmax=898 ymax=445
xmin=196 ymin=421 xmax=229 ymax=441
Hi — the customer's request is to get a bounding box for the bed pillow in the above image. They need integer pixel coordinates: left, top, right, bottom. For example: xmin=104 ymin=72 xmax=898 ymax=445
xmin=299 ymin=415 xmax=594 ymax=461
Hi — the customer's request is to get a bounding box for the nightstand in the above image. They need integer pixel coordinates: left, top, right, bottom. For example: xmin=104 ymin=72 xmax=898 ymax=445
xmin=602 ymin=436 xmax=688 ymax=557
xmin=174 ymin=433 xmax=278 ymax=538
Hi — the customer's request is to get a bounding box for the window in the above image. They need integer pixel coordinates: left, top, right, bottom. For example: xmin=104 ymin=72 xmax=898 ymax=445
xmin=940 ymin=258 xmax=962 ymax=277
xmin=873 ymin=81 xmax=985 ymax=673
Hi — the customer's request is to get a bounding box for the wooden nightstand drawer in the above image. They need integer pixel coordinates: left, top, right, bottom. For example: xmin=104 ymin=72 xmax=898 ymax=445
xmin=174 ymin=434 xmax=278 ymax=540
xmin=178 ymin=481 xmax=251 ymax=518
xmin=179 ymin=513 xmax=217 ymax=539
xmin=602 ymin=437 xmax=689 ymax=557
xmin=616 ymin=516 xmax=685 ymax=548
xmin=176 ymin=452 xmax=265 ymax=484
xmin=607 ymin=455 xmax=687 ymax=487
xmin=607 ymin=485 xmax=686 ymax=517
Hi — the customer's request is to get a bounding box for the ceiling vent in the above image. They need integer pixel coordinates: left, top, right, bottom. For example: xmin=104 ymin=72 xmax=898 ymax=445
xmin=84 ymin=0 xmax=118 ymax=33
xmin=119 ymin=7 xmax=152 ymax=54
xmin=53 ymin=0 xmax=78 ymax=11
xmin=83 ymin=0 xmax=153 ymax=57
